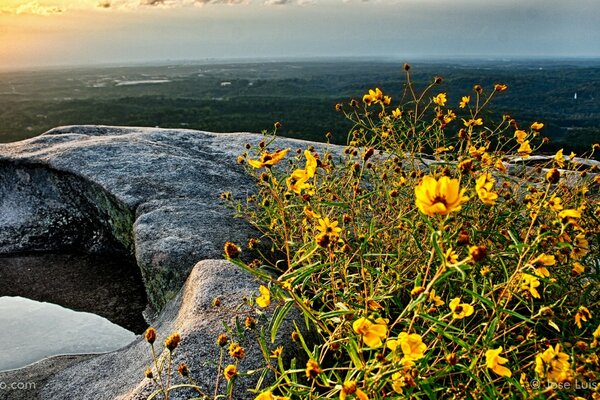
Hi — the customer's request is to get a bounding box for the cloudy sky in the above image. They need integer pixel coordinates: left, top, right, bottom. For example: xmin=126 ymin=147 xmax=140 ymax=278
xmin=1 ymin=0 xmax=599 ymax=70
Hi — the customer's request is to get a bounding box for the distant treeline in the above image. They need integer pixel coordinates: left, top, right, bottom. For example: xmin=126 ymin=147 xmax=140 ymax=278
xmin=1 ymin=60 xmax=598 ymax=156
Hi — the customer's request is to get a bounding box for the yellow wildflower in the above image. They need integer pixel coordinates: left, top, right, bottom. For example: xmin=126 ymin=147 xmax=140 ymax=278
xmin=449 ymin=297 xmax=474 ymax=319
xmin=433 ymin=93 xmax=447 ymax=106
xmin=495 ymin=159 xmax=507 ymax=173
xmin=485 ymin=346 xmax=512 ymax=377
xmin=270 ymin=346 xmax=283 ymax=359
xmin=494 ymin=83 xmax=508 ymax=92
xmin=514 ymin=130 xmax=527 ymax=144
xmin=315 ymin=217 xmax=342 ymax=247
xmin=530 ymin=253 xmax=555 ymax=267
xmin=316 ymin=217 xmax=342 ymax=239
xmin=558 ymin=209 xmax=581 ymax=225
xmin=144 ymin=327 xmax=157 ymax=344
xmin=521 ymin=273 xmax=541 ymax=299
xmin=255 ymin=391 xmax=271 ymax=400
xmin=353 ymin=316 xmax=388 ymax=348
xmin=572 ymin=262 xmax=585 ymax=275
xmin=229 ymin=342 xmax=246 ymax=359
xmin=531 ymin=122 xmax=544 ymax=130
xmin=255 ymin=391 xmax=290 ymax=400
xmin=414 ymin=176 xmax=469 ymax=217
xmin=303 ymin=206 xmax=320 ymax=219
xmin=481 ymin=152 xmax=493 ymax=167
xmin=554 ymin=149 xmax=565 ymax=168
xmin=392 ymin=108 xmax=402 ymax=118
xmin=165 ymin=332 xmax=181 ymax=352
xmin=286 ymin=150 xmax=317 ymax=194
xmin=459 ymin=95 xmax=470 ymax=108
xmin=223 ymin=364 xmax=237 ymax=380
xmin=362 ymin=88 xmax=383 ymax=106
xmin=443 ymin=109 xmax=457 ymax=124
xmin=383 ymin=95 xmax=392 ymax=106
xmin=535 ymin=344 xmax=570 ymax=382
xmin=548 ymin=196 xmax=563 ymax=212
xmin=247 ymin=148 xmax=290 ymax=169
xmin=469 ymin=145 xmax=487 ymax=159
xmin=387 ymin=332 xmax=427 ymax=361
xmin=256 ymin=285 xmax=271 ymax=308
xmin=305 ymin=359 xmax=322 ymax=378
xmin=410 ymin=286 xmax=425 ymax=296
xmin=592 ymin=325 xmax=600 ymax=348
xmin=463 ymin=118 xmax=483 ymax=127
xmin=458 ymin=158 xmax=473 ymax=174
xmin=224 ymin=241 xmax=241 ymax=259
xmin=391 ymin=372 xmax=405 ymax=394
xmin=429 ymin=289 xmax=445 ymax=307
xmin=518 ymin=141 xmax=532 ymax=158
xmin=281 ymin=278 xmax=292 ymax=290
xmin=444 ymin=248 xmax=459 ymax=264
xmin=574 ymin=306 xmax=592 ymax=329
xmin=339 ymin=381 xmax=368 ymax=400
xmin=572 ymin=233 xmax=589 ymax=259
xmin=476 ymin=173 xmax=498 ymax=205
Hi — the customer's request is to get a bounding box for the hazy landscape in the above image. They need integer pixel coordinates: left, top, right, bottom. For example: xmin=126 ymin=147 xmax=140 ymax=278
xmin=2 ymin=58 xmax=599 ymax=155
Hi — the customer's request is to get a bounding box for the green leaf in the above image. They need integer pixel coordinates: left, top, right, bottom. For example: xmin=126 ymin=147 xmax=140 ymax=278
xmin=270 ymin=300 xmax=295 ymax=343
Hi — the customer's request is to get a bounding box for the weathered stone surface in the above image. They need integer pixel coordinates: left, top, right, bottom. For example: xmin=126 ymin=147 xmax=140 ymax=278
xmin=37 ymin=259 xmax=302 ymax=400
xmin=0 ymin=126 xmax=319 ymax=400
xmin=0 ymin=125 xmax=319 ymax=309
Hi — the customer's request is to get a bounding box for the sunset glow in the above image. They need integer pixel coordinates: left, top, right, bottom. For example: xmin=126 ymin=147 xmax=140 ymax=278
xmin=1 ymin=0 xmax=599 ymax=70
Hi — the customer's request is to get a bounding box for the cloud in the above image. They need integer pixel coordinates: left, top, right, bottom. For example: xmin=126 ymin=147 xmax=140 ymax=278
xmin=96 ymin=0 xmax=295 ymax=8
xmin=12 ymin=2 xmax=63 ymax=15
xmin=195 ymin=0 xmax=249 ymax=4
xmin=140 ymin=0 xmax=169 ymax=5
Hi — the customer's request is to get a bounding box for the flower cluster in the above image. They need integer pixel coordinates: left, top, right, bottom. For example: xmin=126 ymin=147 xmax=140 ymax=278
xmin=225 ymin=68 xmax=599 ymax=399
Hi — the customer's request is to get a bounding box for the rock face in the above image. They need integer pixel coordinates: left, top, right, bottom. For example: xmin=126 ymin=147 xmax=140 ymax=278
xmin=0 ymin=126 xmax=320 ymax=400
xmin=0 ymin=125 xmax=316 ymax=309
xmin=40 ymin=259 xmax=302 ymax=400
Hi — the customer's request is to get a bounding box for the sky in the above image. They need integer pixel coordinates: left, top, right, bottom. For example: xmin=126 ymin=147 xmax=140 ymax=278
xmin=1 ymin=0 xmax=599 ymax=70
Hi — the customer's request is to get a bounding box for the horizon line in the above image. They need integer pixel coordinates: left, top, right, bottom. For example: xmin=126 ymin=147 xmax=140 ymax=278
xmin=2 ymin=54 xmax=600 ymax=73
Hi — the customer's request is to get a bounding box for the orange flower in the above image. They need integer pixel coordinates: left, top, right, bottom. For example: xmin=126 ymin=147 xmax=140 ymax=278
xmin=531 ymin=122 xmax=544 ymax=130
